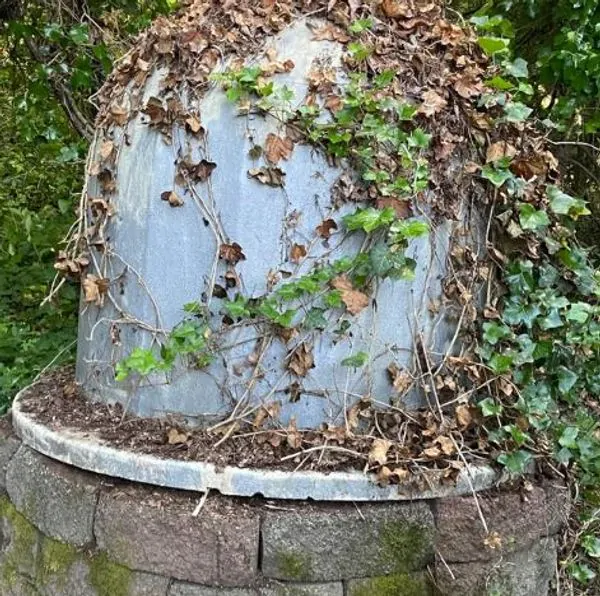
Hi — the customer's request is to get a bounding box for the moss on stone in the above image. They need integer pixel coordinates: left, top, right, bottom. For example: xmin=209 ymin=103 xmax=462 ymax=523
xmin=348 ymin=573 xmax=432 ymax=596
xmin=88 ymin=551 xmax=132 ymax=596
xmin=275 ymin=551 xmax=312 ymax=581
xmin=39 ymin=536 xmax=78 ymax=587
xmin=379 ymin=521 xmax=431 ymax=573
xmin=0 ymin=494 xmax=38 ymax=590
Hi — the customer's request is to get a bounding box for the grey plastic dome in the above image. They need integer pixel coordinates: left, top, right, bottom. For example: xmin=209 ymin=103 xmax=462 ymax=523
xmin=75 ymin=9 xmax=484 ymax=429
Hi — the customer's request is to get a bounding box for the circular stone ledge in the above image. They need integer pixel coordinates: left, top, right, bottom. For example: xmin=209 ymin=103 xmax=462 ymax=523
xmin=12 ymin=389 xmax=498 ymax=501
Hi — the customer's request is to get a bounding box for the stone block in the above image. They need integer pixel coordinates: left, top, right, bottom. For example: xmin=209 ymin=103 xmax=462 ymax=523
xmin=95 ymin=486 xmax=260 ymax=586
xmin=169 ymin=583 xmax=256 ymax=596
xmin=346 ymin=573 xmax=433 ymax=596
xmin=261 ymin=501 xmax=434 ymax=582
xmin=543 ymin=481 xmax=570 ymax=535
xmin=435 ymin=487 xmax=550 ymax=563
xmin=6 ymin=446 xmax=100 ymax=547
xmin=435 ymin=537 xmax=556 ymax=596
xmin=39 ymin=535 xmax=170 ymax=596
xmin=0 ymin=494 xmax=41 ymax=588
xmin=260 ymin=581 xmax=344 ymax=596
xmin=0 ymin=415 xmax=20 ymax=492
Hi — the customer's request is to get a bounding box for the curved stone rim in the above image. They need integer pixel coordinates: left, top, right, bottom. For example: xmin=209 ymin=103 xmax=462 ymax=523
xmin=12 ymin=387 xmax=499 ymax=501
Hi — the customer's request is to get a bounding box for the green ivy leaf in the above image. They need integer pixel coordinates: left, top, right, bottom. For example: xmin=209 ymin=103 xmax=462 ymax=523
xmin=304 ymin=308 xmax=327 ymax=330
xmin=390 ymin=219 xmax=429 ymax=239
xmin=408 ymin=128 xmax=432 ymax=149
xmin=568 ymin=563 xmax=596 ymax=584
xmin=582 ymin=534 xmax=600 ymax=558
xmin=557 ymin=367 xmax=578 ymax=394
xmin=558 ymin=426 xmax=579 ymax=449
xmin=485 ymin=76 xmax=514 ymax=90
xmin=223 ymin=295 xmax=251 ymax=318
xmin=504 ymin=58 xmax=528 ymax=79
xmin=483 ymin=322 xmax=512 ymax=345
xmin=478 ymin=36 xmax=510 ymax=56
xmin=503 ymin=102 xmax=533 ymax=122
xmin=343 ymin=207 xmax=395 ymax=233
xmin=341 ymin=351 xmax=369 ymax=367
xmin=488 ymin=352 xmax=514 ymax=373
xmin=566 ymin=302 xmax=592 ymax=324
xmin=497 ymin=449 xmax=533 ymax=473
xmin=481 ymin=164 xmax=512 ymax=187
xmin=479 ymin=397 xmax=504 ymax=417
xmin=349 ymin=18 xmax=373 ymax=33
xmin=518 ymin=203 xmax=550 ymax=231
xmin=547 ymin=185 xmax=591 ymax=218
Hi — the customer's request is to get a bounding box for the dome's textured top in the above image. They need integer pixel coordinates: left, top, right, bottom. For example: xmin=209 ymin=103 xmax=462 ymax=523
xmin=68 ymin=1 xmax=559 ymax=435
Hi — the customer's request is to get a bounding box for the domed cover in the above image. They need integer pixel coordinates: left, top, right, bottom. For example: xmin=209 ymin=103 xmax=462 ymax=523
xmin=73 ymin=1 xmax=487 ymax=428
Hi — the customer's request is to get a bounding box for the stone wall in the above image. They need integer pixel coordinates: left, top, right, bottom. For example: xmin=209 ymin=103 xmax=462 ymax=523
xmin=0 ymin=418 xmax=569 ymax=596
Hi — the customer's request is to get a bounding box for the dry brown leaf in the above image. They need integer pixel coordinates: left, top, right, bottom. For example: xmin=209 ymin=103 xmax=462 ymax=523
xmin=369 ymin=438 xmax=392 ymax=466
xmin=433 ymin=19 xmax=467 ymax=46
xmin=248 ymin=166 xmax=286 ymax=187
xmin=193 ymin=159 xmax=217 ymax=181
xmin=331 ymin=275 xmax=369 ymax=315
xmin=422 ymin=446 xmax=441 ymax=459
xmin=290 ymin=243 xmax=307 ymax=263
xmin=143 ymin=96 xmax=167 ymax=124
xmin=325 ymin=94 xmax=343 ymax=113
xmin=219 ymin=242 xmax=246 ymax=264
xmin=316 ymin=218 xmax=338 ymax=239
xmin=510 ymin=155 xmax=548 ymax=180
xmin=436 ymin=435 xmax=456 ymax=456
xmin=109 ymin=105 xmax=128 ymax=126
xmin=484 ymin=531 xmax=502 ymax=550
xmin=287 ymin=417 xmax=302 ymax=449
xmin=99 ymin=140 xmax=115 ymax=161
xmin=264 ymin=133 xmax=294 ymax=163
xmin=376 ymin=197 xmax=411 ymax=219
xmin=287 ymin=343 xmax=314 ymax=377
xmin=312 ymin=23 xmax=350 ymax=43
xmin=455 ymin=404 xmax=473 ymax=429
xmin=419 ymin=90 xmax=448 ymax=116
xmin=167 ymin=428 xmax=188 ymax=445
xmin=454 ymin=74 xmax=483 ymax=99
xmin=97 ymin=169 xmax=116 ymax=194
xmin=253 ymin=401 xmax=282 ymax=428
xmin=486 ymin=141 xmax=517 ymax=163
xmin=161 ymin=190 xmax=184 ymax=207
xmin=387 ymin=363 xmax=413 ymax=394
xmin=381 ymin=0 xmax=413 ymax=18
xmin=83 ymin=274 xmax=110 ymax=306
xmin=185 ymin=115 xmax=204 ymax=135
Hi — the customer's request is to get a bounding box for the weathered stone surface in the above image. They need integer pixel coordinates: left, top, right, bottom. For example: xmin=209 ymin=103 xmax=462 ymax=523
xmin=6 ymin=446 xmax=100 ymax=547
xmin=95 ymin=486 xmax=260 ymax=586
xmin=543 ymin=481 xmax=570 ymax=536
xmin=261 ymin=501 xmax=434 ymax=582
xmin=0 ymin=416 xmax=20 ymax=492
xmin=260 ymin=581 xmax=344 ymax=596
xmin=169 ymin=584 xmax=256 ymax=596
xmin=39 ymin=534 xmax=170 ymax=596
xmin=346 ymin=573 xmax=433 ymax=596
xmin=436 ymin=487 xmax=551 ymax=562
xmin=0 ymin=494 xmax=41 ymax=589
xmin=168 ymin=582 xmax=344 ymax=596
xmin=435 ymin=537 xmax=556 ymax=596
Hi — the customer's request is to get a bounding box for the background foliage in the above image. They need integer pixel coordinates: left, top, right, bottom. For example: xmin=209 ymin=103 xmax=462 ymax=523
xmin=0 ymin=0 xmax=177 ymax=407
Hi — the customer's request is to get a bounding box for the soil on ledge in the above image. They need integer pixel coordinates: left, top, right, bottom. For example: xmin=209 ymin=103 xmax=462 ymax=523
xmin=17 ymin=367 xmax=508 ymax=486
